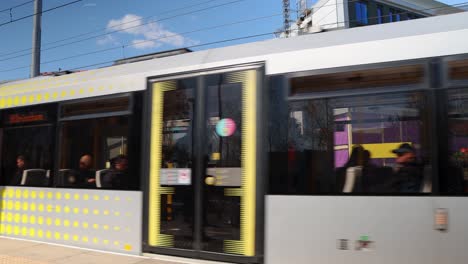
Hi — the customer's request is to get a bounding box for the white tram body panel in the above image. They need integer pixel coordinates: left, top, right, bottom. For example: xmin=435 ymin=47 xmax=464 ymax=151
xmin=0 ymin=11 xmax=466 ymax=263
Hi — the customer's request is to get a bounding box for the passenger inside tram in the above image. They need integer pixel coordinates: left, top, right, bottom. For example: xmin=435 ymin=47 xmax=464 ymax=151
xmin=10 ymin=155 xmax=27 ymax=186
xmin=77 ymin=154 xmax=96 ymax=187
xmin=101 ymin=155 xmax=129 ymax=189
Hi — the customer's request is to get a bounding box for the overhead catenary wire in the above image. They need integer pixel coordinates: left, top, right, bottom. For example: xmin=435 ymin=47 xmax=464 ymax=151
xmin=0 ymin=0 xmax=34 ymax=14
xmin=0 ymin=1 xmax=466 ymax=74
xmin=0 ymin=0 xmax=228 ymax=58
xmin=0 ymin=0 xmax=83 ymax=28
xmin=0 ymin=13 xmax=281 ymax=73
xmin=0 ymin=0 xmax=242 ymax=59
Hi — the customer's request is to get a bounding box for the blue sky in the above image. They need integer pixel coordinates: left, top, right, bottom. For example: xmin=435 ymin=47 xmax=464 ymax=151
xmin=0 ymin=0 xmax=462 ymax=81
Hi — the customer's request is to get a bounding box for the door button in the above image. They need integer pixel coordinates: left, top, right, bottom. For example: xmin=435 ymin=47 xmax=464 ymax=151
xmin=205 ymin=176 xmax=216 ymax=186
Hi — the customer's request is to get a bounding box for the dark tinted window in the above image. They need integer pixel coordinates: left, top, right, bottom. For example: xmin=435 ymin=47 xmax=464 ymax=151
xmin=443 ymin=88 xmax=468 ymax=194
xmin=58 ymin=95 xmax=138 ymax=190
xmin=1 ymin=105 xmax=56 ymax=187
xmin=61 ymin=96 xmax=130 ymax=117
xmin=449 ymin=59 xmax=468 ymax=81
xmin=377 ymin=6 xmax=383 ymax=24
xmin=269 ymin=74 xmax=432 ymax=194
xmin=355 ymin=2 xmax=368 ymax=24
xmin=290 ymin=65 xmax=424 ymax=95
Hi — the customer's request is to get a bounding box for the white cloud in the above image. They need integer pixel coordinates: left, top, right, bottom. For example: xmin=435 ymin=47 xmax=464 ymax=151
xmin=131 ymin=39 xmax=160 ymax=50
xmin=103 ymin=14 xmax=196 ymax=50
xmin=107 ymin=14 xmax=144 ymax=35
xmin=97 ymin=35 xmax=119 ymax=46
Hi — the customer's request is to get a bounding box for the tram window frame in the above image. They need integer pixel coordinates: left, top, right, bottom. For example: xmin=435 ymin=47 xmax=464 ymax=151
xmin=268 ymin=59 xmax=437 ymax=196
xmin=287 ymin=60 xmax=430 ymax=100
xmin=442 ymin=54 xmax=468 ymax=89
xmin=1 ymin=103 xmax=58 ymax=187
xmin=438 ymin=54 xmax=468 ymax=195
xmin=55 ymin=92 xmax=141 ymax=190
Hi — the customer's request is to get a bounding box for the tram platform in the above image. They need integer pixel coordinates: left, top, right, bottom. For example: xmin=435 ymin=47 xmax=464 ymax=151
xmin=0 ymin=237 xmax=232 ymax=264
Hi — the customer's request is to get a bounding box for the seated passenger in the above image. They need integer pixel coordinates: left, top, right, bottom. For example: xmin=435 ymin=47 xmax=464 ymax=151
xmin=101 ymin=155 xmax=129 ymax=189
xmin=390 ymin=143 xmax=423 ymax=193
xmin=10 ymin=155 xmax=27 ymax=186
xmin=76 ymin=154 xmax=96 ymax=187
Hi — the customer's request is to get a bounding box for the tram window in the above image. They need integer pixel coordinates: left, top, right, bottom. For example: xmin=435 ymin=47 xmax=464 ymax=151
xmin=290 ymin=65 xmax=424 ymax=95
xmin=448 ymin=59 xmax=468 ymax=81
xmin=58 ymin=116 xmax=133 ymax=189
xmin=60 ymin=96 xmax=130 ymax=117
xmin=269 ymin=87 xmax=432 ymax=194
xmin=444 ymin=88 xmax=468 ymax=194
xmin=1 ymin=105 xmax=56 ymax=187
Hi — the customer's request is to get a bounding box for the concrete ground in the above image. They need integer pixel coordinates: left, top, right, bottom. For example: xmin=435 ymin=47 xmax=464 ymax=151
xmin=0 ymin=237 xmax=232 ymax=264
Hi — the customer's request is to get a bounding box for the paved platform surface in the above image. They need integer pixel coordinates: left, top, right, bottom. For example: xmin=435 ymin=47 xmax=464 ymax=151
xmin=0 ymin=237 xmax=232 ymax=264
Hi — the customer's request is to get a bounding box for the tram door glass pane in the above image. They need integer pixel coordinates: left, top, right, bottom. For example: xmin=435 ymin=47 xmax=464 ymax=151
xmin=272 ymin=91 xmax=431 ymax=194
xmin=160 ymin=79 xmax=195 ymax=250
xmin=446 ymin=88 xmax=468 ymax=193
xmin=203 ymin=75 xmax=242 ymax=252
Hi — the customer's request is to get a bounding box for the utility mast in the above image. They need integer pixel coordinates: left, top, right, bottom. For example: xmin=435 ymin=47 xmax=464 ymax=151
xmin=283 ymin=0 xmax=291 ymax=37
xmin=31 ymin=0 xmax=42 ymax=77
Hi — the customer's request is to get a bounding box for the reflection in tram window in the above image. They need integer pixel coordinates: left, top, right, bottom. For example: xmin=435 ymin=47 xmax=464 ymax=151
xmin=160 ymin=79 xmax=195 ymax=250
xmin=269 ymin=86 xmax=432 ymax=194
xmin=446 ymin=88 xmax=468 ymax=194
xmin=332 ymin=93 xmax=430 ymax=193
xmin=1 ymin=105 xmax=56 ymax=187
xmin=59 ymin=116 xmax=131 ymax=189
xmin=203 ymin=77 xmax=242 ymax=253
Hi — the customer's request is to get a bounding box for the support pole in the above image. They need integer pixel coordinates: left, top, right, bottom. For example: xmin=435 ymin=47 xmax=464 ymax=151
xmin=31 ymin=0 xmax=42 ymax=77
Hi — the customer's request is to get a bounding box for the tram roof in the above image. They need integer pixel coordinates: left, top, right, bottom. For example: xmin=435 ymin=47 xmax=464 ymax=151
xmin=0 ymin=12 xmax=468 ymax=109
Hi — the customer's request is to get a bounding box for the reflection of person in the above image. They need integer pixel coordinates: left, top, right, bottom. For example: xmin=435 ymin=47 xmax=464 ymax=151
xmin=390 ymin=143 xmax=423 ymax=192
xmin=343 ymin=146 xmax=367 ymax=192
xmin=11 ymin=155 xmax=27 ymax=186
xmin=102 ymin=155 xmax=128 ymax=189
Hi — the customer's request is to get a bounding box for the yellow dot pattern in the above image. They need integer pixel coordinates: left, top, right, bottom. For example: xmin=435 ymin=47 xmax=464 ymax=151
xmin=0 ymin=187 xmax=139 ymax=254
xmin=0 ymin=68 xmax=137 ymax=110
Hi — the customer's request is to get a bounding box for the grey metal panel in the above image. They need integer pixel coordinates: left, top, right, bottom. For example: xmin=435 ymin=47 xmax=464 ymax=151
xmin=265 ymin=195 xmax=437 ymax=264
xmin=0 ymin=187 xmax=142 ymax=255
xmin=206 ymin=168 xmax=241 ymax=187
xmin=433 ymin=197 xmax=468 ymax=264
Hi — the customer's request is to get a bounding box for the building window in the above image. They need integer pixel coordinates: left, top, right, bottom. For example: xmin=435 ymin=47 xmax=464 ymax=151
xmin=395 ymin=11 xmax=401 ymax=22
xmin=389 ymin=9 xmax=394 ymax=22
xmin=355 ymin=1 xmax=368 ymax=25
xmin=377 ymin=6 xmax=383 ymax=24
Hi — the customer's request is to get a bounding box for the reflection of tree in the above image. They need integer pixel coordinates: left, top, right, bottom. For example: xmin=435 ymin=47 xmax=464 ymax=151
xmin=208 ymin=82 xmax=242 ymax=167
xmin=162 ymin=85 xmax=193 ymax=167
xmin=288 ymin=100 xmax=329 ymax=151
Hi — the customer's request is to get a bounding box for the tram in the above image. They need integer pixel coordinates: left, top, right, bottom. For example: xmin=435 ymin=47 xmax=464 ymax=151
xmin=0 ymin=11 xmax=467 ymax=264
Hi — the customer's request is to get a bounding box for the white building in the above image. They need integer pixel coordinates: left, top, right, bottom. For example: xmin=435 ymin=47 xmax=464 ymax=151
xmin=286 ymin=0 xmax=462 ymax=36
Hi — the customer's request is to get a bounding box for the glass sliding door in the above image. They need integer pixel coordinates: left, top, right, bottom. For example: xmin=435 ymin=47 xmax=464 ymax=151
xmin=146 ymin=68 xmax=260 ymax=262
